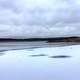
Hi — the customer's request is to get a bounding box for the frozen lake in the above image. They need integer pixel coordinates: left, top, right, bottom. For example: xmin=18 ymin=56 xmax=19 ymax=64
xmin=0 ymin=41 xmax=80 ymax=80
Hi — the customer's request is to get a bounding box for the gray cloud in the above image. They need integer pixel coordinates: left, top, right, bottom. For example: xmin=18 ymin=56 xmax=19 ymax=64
xmin=0 ymin=0 xmax=80 ymax=26
xmin=0 ymin=0 xmax=80 ymax=38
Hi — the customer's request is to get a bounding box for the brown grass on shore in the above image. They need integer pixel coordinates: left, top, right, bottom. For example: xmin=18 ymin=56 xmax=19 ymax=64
xmin=47 ymin=37 xmax=80 ymax=43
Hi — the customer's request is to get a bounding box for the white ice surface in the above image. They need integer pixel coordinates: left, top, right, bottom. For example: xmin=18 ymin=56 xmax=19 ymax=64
xmin=0 ymin=44 xmax=80 ymax=80
xmin=0 ymin=0 xmax=80 ymax=38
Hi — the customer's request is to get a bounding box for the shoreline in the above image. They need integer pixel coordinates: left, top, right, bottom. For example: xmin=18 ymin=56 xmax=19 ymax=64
xmin=0 ymin=37 xmax=80 ymax=42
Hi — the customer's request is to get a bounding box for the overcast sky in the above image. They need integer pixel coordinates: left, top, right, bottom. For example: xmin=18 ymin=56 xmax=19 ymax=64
xmin=0 ymin=0 xmax=80 ymax=38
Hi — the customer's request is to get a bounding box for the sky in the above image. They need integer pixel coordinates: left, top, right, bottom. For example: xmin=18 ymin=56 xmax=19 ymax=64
xmin=0 ymin=0 xmax=80 ymax=38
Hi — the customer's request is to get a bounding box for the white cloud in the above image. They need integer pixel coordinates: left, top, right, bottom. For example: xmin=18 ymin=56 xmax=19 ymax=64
xmin=0 ymin=0 xmax=80 ymax=38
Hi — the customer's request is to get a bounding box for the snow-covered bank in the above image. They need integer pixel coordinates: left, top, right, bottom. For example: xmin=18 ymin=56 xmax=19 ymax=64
xmin=0 ymin=44 xmax=80 ymax=80
xmin=0 ymin=0 xmax=80 ymax=38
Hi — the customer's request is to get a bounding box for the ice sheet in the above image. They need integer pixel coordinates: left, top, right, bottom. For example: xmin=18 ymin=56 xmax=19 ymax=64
xmin=0 ymin=44 xmax=80 ymax=80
